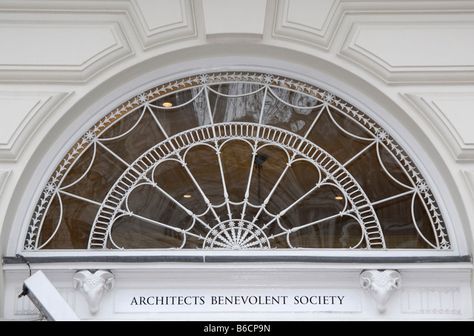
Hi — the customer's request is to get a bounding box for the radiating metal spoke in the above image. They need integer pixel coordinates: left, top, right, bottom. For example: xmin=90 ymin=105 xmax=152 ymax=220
xmin=179 ymin=160 xmax=222 ymax=223
xmin=97 ymin=141 xmax=130 ymax=166
xmin=260 ymin=177 xmax=332 ymax=231
xmin=277 ymin=188 xmax=418 ymax=240
xmin=301 ymin=104 xmax=326 ymax=140
xmin=239 ymin=86 xmax=269 ymax=223
xmin=370 ymin=189 xmax=416 ymax=208
xmin=146 ymin=104 xmax=170 ymax=138
xmin=58 ymin=190 xmax=102 ymax=207
xmin=123 ymin=212 xmax=203 ymax=240
xmin=343 ymin=141 xmax=376 ymax=167
xmin=271 ymin=212 xmax=346 ymax=239
xmin=249 ymin=159 xmax=293 ymax=227
xmin=143 ymin=178 xmax=213 ymax=231
xmin=204 ymin=86 xmax=234 ymax=221
xmin=147 ymin=105 xmax=222 ymax=221
xmin=246 ymin=101 xmax=326 ymax=230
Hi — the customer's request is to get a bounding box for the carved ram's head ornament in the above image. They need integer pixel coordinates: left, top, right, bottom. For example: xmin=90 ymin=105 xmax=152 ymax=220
xmin=73 ymin=270 xmax=114 ymax=314
xmin=360 ymin=269 xmax=401 ymax=313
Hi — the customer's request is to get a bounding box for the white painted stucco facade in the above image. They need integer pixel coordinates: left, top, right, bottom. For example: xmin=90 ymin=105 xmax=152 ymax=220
xmin=0 ymin=0 xmax=473 ymax=320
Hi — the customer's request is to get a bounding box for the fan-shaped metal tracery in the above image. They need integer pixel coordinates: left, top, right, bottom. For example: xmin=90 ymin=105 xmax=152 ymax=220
xmin=24 ymin=72 xmax=450 ymax=251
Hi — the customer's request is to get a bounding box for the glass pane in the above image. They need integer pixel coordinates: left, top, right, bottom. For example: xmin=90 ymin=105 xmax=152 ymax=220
xmin=267 ymin=160 xmax=322 ymax=214
xmin=346 ymin=145 xmax=409 ymax=201
xmin=306 ymin=108 xmax=371 ymax=164
xmin=248 ymin=145 xmax=288 ymax=206
xmin=150 ymin=88 xmax=209 ymax=136
xmin=220 ymin=140 xmax=252 ymax=202
xmin=208 ymin=83 xmax=263 ymax=123
xmin=375 ymin=194 xmax=436 ymax=248
xmin=288 ymin=216 xmax=363 ymax=248
xmin=263 ymin=88 xmax=321 ymax=136
xmin=280 ymin=184 xmax=346 ymax=233
xmin=100 ymin=110 xmax=166 ymax=163
xmin=152 ymin=161 xmax=208 ymax=215
xmin=39 ymin=193 xmax=98 ymax=249
xmin=63 ymin=144 xmax=126 ymax=202
xmin=185 ymin=145 xmax=225 ymax=205
xmin=110 ymin=215 xmax=186 ymax=249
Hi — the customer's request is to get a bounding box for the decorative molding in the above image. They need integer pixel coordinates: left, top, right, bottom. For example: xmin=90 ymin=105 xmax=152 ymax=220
xmin=360 ymin=270 xmax=401 ymax=313
xmin=0 ymin=1 xmax=203 ymax=78
xmin=463 ymin=170 xmax=474 ymax=191
xmin=0 ymin=96 xmax=45 ymax=148
xmin=202 ymin=0 xmax=267 ymax=36
xmin=129 ymin=0 xmax=198 ymax=49
xmin=271 ymin=1 xmax=474 ymax=55
xmin=0 ymin=92 xmax=71 ymax=160
xmin=0 ymin=170 xmax=11 ymax=199
xmin=271 ymin=0 xmax=339 ymax=49
xmin=403 ymin=93 xmax=474 ymax=161
xmin=0 ymin=16 xmax=132 ymax=82
xmin=73 ymin=270 xmax=114 ymax=315
xmin=431 ymin=98 xmax=474 ymax=146
xmin=401 ymin=287 xmax=461 ymax=315
xmin=2 ymin=1 xmax=474 ymax=84
xmin=340 ymin=20 xmax=474 ymax=84
xmin=462 ymin=170 xmax=474 ymax=210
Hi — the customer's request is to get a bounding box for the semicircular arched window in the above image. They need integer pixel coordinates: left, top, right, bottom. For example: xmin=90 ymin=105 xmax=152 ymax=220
xmin=25 ymin=72 xmax=450 ymax=251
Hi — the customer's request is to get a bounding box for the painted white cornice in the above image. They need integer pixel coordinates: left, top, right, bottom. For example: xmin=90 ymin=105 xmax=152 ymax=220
xmin=0 ymin=170 xmax=11 ymax=199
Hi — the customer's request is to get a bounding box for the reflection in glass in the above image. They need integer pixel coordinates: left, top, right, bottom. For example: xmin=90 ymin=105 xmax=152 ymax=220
xmin=31 ymin=73 xmax=448 ymax=251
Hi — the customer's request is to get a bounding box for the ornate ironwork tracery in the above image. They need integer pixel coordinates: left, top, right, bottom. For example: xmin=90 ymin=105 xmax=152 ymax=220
xmin=25 ymin=72 xmax=450 ymax=250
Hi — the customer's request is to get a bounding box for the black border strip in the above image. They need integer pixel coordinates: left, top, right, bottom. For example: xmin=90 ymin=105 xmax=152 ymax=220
xmin=3 ymin=255 xmax=471 ymax=264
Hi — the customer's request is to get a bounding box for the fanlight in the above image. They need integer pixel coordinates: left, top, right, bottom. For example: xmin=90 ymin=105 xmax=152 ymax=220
xmin=25 ymin=72 xmax=450 ymax=250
